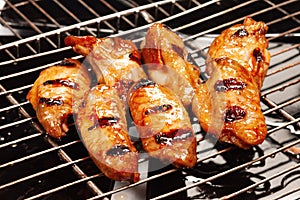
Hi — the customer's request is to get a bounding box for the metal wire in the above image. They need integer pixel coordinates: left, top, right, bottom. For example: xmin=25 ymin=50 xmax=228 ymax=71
xmin=0 ymin=0 xmax=299 ymax=199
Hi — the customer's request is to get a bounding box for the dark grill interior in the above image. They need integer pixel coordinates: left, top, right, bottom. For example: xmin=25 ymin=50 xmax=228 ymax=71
xmin=0 ymin=0 xmax=299 ymax=199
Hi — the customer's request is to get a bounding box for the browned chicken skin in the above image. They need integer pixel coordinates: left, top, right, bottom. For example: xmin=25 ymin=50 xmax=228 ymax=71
xmin=141 ymin=23 xmax=201 ymax=107
xmin=192 ymin=17 xmax=269 ymax=149
xmin=128 ymin=79 xmax=197 ymax=168
xmin=64 ymin=35 xmax=147 ymax=105
xmin=64 ymin=36 xmax=142 ymax=181
xmin=76 ymin=84 xmax=140 ymax=182
xmin=206 ymin=17 xmax=270 ymax=88
xmin=192 ymin=58 xmax=267 ymax=148
xmin=65 ymin=35 xmax=198 ymax=167
xmin=27 ymin=59 xmax=91 ymax=139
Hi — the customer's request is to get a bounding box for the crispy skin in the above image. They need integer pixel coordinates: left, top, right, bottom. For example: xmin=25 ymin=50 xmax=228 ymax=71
xmin=192 ymin=58 xmax=267 ymax=149
xmin=65 ymin=36 xmax=142 ymax=180
xmin=76 ymin=84 xmax=140 ymax=182
xmin=65 ymin=35 xmax=197 ymax=167
xmin=206 ymin=17 xmax=270 ymax=88
xmin=128 ymin=79 xmax=197 ymax=168
xmin=141 ymin=23 xmax=200 ymax=107
xmin=27 ymin=59 xmax=91 ymax=139
xmin=192 ymin=17 xmax=269 ymax=149
xmin=65 ymin=35 xmax=147 ymax=105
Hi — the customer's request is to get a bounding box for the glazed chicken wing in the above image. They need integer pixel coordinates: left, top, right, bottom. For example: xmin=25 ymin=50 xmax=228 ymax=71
xmin=192 ymin=58 xmax=267 ymax=148
xmin=76 ymin=84 xmax=140 ymax=182
xmin=206 ymin=17 xmax=270 ymax=88
xmin=27 ymin=59 xmax=91 ymax=139
xmin=64 ymin=36 xmax=147 ymax=105
xmin=141 ymin=23 xmax=200 ymax=107
xmin=65 ymin=35 xmax=197 ymax=167
xmin=192 ymin=17 xmax=269 ymax=149
xmin=128 ymin=79 xmax=197 ymax=168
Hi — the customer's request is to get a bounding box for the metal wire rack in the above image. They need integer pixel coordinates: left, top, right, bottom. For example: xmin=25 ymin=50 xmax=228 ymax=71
xmin=0 ymin=0 xmax=299 ymax=199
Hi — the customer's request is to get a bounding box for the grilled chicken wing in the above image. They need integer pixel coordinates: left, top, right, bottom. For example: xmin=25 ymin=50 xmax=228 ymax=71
xmin=141 ymin=23 xmax=200 ymax=107
xmin=128 ymin=79 xmax=197 ymax=168
xmin=192 ymin=58 xmax=267 ymax=148
xmin=64 ymin=35 xmax=147 ymax=105
xmin=192 ymin=17 xmax=269 ymax=149
xmin=27 ymin=59 xmax=91 ymax=139
xmin=65 ymin=35 xmax=197 ymax=167
xmin=206 ymin=17 xmax=270 ymax=88
xmin=76 ymin=84 xmax=140 ymax=182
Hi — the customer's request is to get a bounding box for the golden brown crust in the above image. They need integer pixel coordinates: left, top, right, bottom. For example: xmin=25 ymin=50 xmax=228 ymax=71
xmin=206 ymin=17 xmax=270 ymax=88
xmin=141 ymin=23 xmax=201 ymax=107
xmin=192 ymin=17 xmax=269 ymax=149
xmin=128 ymin=79 xmax=197 ymax=168
xmin=76 ymin=84 xmax=139 ymax=182
xmin=192 ymin=58 xmax=267 ymax=149
xmin=26 ymin=59 xmax=91 ymax=139
xmin=65 ymin=35 xmax=147 ymax=86
xmin=65 ymin=35 xmax=147 ymax=108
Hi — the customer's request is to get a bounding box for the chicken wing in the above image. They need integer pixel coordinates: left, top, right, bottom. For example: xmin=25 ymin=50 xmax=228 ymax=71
xmin=64 ymin=35 xmax=147 ymax=105
xmin=206 ymin=17 xmax=270 ymax=88
xmin=27 ymin=59 xmax=91 ymax=139
xmin=192 ymin=58 xmax=267 ymax=149
xmin=76 ymin=84 xmax=139 ymax=182
xmin=128 ymin=78 xmax=197 ymax=168
xmin=192 ymin=17 xmax=269 ymax=149
xmin=141 ymin=23 xmax=201 ymax=107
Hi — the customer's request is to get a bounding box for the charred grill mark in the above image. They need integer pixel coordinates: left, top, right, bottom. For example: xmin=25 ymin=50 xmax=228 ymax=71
xmin=171 ymin=44 xmax=184 ymax=58
xmin=155 ymin=129 xmax=193 ymax=145
xmin=215 ymin=78 xmax=246 ymax=92
xmin=107 ymin=145 xmax=131 ymax=156
xmin=43 ymin=79 xmax=79 ymax=89
xmin=129 ymin=51 xmax=141 ymax=65
xmin=232 ymin=28 xmax=249 ymax=38
xmin=131 ymin=78 xmax=156 ymax=92
xmin=88 ymin=116 xmax=120 ymax=131
xmin=98 ymin=116 xmax=119 ymax=127
xmin=224 ymin=105 xmax=246 ymax=122
xmin=145 ymin=104 xmax=172 ymax=115
xmin=39 ymin=97 xmax=64 ymax=106
xmin=56 ymin=60 xmax=76 ymax=66
xmin=253 ymin=48 xmax=263 ymax=62
xmin=214 ymin=57 xmax=227 ymax=65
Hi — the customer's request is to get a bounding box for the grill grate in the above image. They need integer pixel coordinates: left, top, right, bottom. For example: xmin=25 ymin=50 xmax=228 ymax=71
xmin=0 ymin=0 xmax=300 ymax=199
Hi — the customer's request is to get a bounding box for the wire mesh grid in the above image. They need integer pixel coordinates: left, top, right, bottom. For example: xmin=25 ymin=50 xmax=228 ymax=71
xmin=0 ymin=0 xmax=299 ymax=199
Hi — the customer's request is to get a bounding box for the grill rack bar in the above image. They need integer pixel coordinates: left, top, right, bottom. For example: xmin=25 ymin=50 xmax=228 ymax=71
xmin=220 ymin=162 xmax=300 ymax=200
xmin=149 ymin=138 xmax=300 ymax=200
xmin=0 ymin=0 xmax=300 ymax=199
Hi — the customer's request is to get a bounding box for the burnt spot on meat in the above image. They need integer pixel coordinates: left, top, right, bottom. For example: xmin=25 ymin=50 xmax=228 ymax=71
xmin=145 ymin=104 xmax=172 ymax=115
xmin=107 ymin=145 xmax=131 ymax=156
xmin=224 ymin=105 xmax=246 ymax=122
xmin=232 ymin=28 xmax=249 ymax=38
xmin=215 ymin=78 xmax=246 ymax=92
xmin=43 ymin=79 xmax=79 ymax=90
xmin=214 ymin=57 xmax=228 ymax=65
xmin=131 ymin=78 xmax=156 ymax=92
xmin=129 ymin=51 xmax=142 ymax=65
xmin=171 ymin=44 xmax=184 ymax=58
xmin=253 ymin=48 xmax=263 ymax=62
xmin=155 ymin=129 xmax=193 ymax=145
xmin=98 ymin=116 xmax=120 ymax=127
xmin=88 ymin=116 xmax=120 ymax=131
xmin=56 ymin=60 xmax=76 ymax=66
xmin=39 ymin=97 xmax=64 ymax=106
